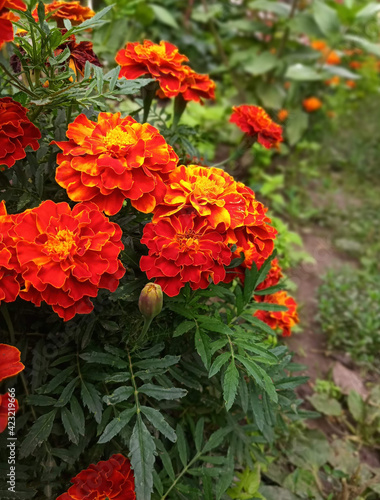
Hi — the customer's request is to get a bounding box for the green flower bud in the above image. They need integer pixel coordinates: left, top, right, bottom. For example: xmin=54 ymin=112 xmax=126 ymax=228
xmin=138 ymin=283 xmax=163 ymax=321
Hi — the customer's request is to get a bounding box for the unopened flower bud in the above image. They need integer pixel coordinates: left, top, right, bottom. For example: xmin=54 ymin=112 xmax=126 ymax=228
xmin=138 ymin=283 xmax=163 ymax=321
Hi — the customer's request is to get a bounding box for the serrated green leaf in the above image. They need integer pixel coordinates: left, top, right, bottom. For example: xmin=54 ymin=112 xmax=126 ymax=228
xmin=139 ymin=383 xmax=187 ymax=400
xmin=236 ymin=355 xmax=278 ymax=403
xmin=250 ymin=383 xmax=265 ymax=431
xmin=61 ymin=407 xmax=79 ymax=444
xmin=20 ymin=410 xmax=57 ymax=458
xmin=195 ymin=328 xmax=211 ymax=370
xmin=244 ymin=263 xmax=259 ymax=303
xmin=203 ymin=427 xmax=232 ymax=453
xmin=81 ymin=380 xmax=103 ymax=424
xmin=103 ymin=386 xmax=134 ymax=405
xmin=252 ymin=302 xmax=289 ymax=312
xmin=25 ymin=395 xmax=57 ymax=406
xmin=209 ymin=352 xmax=231 ymax=378
xmin=70 ymin=396 xmax=85 ymax=437
xmin=135 ymin=355 xmax=180 ymax=370
xmin=98 ymin=407 xmax=136 ymax=444
xmin=141 ymin=406 xmax=176 ymax=442
xmin=54 ymin=377 xmax=79 ymax=407
xmin=156 ymin=440 xmax=175 ymax=481
xmin=223 ymin=360 xmax=239 ymax=411
xmin=194 ymin=417 xmax=204 ymax=452
xmin=275 ymin=376 xmax=309 ymax=390
xmin=242 ymin=314 xmax=275 ymax=336
xmin=173 ymin=320 xmax=195 ymax=337
xmin=43 ymin=366 xmax=74 ymax=394
xmin=198 ymin=316 xmax=234 ymax=335
xmin=129 ymin=415 xmax=156 ymax=500
xmin=176 ymin=423 xmax=188 ymax=467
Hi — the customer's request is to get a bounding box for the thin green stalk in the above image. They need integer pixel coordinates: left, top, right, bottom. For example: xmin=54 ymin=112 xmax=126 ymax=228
xmin=161 ymin=451 xmax=202 ymax=500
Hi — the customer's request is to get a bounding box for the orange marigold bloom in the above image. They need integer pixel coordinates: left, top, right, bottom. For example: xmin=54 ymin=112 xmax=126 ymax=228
xmin=153 ymin=165 xmax=263 ymax=230
xmin=324 ymin=75 xmax=340 ymax=86
xmin=33 ymin=0 xmax=94 ymax=26
xmin=277 ymin=109 xmax=288 ymax=122
xmin=310 ymin=40 xmax=327 ymax=51
xmin=0 ymin=202 xmax=20 ymax=303
xmin=174 ymin=66 xmax=216 ymax=103
xmin=57 ymin=454 xmax=135 ymax=500
xmin=0 ymin=344 xmax=24 ymax=382
xmin=116 ymin=40 xmax=188 ymax=98
xmin=349 ymin=60 xmax=362 ymax=70
xmin=254 ymin=291 xmax=299 ymax=337
xmin=54 ymin=113 xmax=178 ymax=215
xmin=140 ymin=213 xmax=232 ymax=297
xmin=255 ymin=258 xmax=283 ymax=292
xmin=0 ymin=393 xmax=19 ymax=433
xmin=0 ymin=97 xmax=41 ymax=168
xmin=0 ymin=0 xmax=26 ymax=48
xmin=345 ymin=79 xmax=356 ymax=88
xmin=229 ymin=105 xmax=283 ymax=149
xmin=8 ymin=200 xmax=125 ymax=321
xmin=302 ymin=97 xmax=322 ymax=112
xmin=325 ymin=51 xmax=341 ymax=65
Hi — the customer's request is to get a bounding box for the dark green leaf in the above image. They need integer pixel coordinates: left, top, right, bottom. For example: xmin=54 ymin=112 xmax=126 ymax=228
xmin=81 ymin=380 xmax=103 ymax=424
xmin=194 ymin=328 xmax=211 ymax=370
xmin=129 ymin=415 xmax=156 ymax=500
xmin=98 ymin=407 xmax=136 ymax=444
xmin=173 ymin=320 xmax=195 ymax=337
xmin=103 ymin=386 xmax=134 ymax=405
xmin=141 ymin=406 xmax=176 ymax=442
xmin=223 ymin=360 xmax=239 ymax=411
xmin=20 ymin=410 xmax=57 ymax=458
xmin=209 ymin=352 xmax=231 ymax=378
xmin=61 ymin=407 xmax=79 ymax=444
xmin=176 ymin=423 xmax=188 ymax=466
xmin=139 ymin=384 xmax=187 ymax=400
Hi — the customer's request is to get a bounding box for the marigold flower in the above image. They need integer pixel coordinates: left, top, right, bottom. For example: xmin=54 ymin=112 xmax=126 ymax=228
xmin=57 ymin=454 xmax=135 ymax=500
xmin=254 ymin=291 xmax=299 ymax=337
xmin=0 ymin=0 xmax=26 ymax=48
xmin=302 ymin=97 xmax=322 ymax=112
xmin=325 ymin=51 xmax=341 ymax=65
xmin=324 ymin=76 xmax=340 ymax=86
xmin=140 ymin=213 xmax=232 ymax=297
xmin=345 ymin=79 xmax=356 ymax=88
xmin=55 ymin=30 xmax=101 ymax=77
xmin=0 ymin=97 xmax=41 ymax=168
xmin=33 ymin=0 xmax=94 ymax=26
xmin=0 ymin=344 xmax=24 ymax=382
xmin=159 ymin=65 xmax=215 ymax=103
xmin=230 ymin=105 xmax=283 ymax=149
xmin=116 ymin=40 xmax=188 ymax=98
xmin=277 ymin=109 xmax=288 ymax=122
xmin=54 ymin=113 xmax=178 ymax=215
xmin=255 ymin=258 xmax=283 ymax=292
xmin=349 ymin=60 xmax=362 ymax=70
xmin=0 ymin=202 xmax=20 ymax=303
xmin=8 ymin=200 xmax=125 ymax=321
xmin=310 ymin=40 xmax=327 ymax=51
xmin=139 ymin=283 xmax=163 ymax=321
xmin=153 ymin=165 xmax=263 ymax=230
xmin=0 ymin=393 xmax=19 ymax=433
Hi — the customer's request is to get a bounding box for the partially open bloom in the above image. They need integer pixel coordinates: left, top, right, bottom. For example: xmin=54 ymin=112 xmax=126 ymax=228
xmin=277 ymin=109 xmax=288 ymax=122
xmin=33 ymin=0 xmax=94 ymax=26
xmin=254 ymin=291 xmax=299 ymax=337
xmin=139 ymin=283 xmax=163 ymax=321
xmin=57 ymin=454 xmax=135 ymax=500
xmin=116 ymin=40 xmax=188 ymax=98
xmin=0 ymin=97 xmax=41 ymax=168
xmin=0 ymin=344 xmax=24 ymax=382
xmin=230 ymin=105 xmax=283 ymax=149
xmin=140 ymin=213 xmax=231 ymax=297
xmin=255 ymin=258 xmax=283 ymax=292
xmin=302 ymin=97 xmax=322 ymax=112
xmin=54 ymin=113 xmax=178 ymax=215
xmin=9 ymin=200 xmax=125 ymax=321
xmin=0 ymin=393 xmax=19 ymax=433
xmin=0 ymin=0 xmax=26 ymax=48
xmin=153 ymin=165 xmax=261 ymax=230
xmin=55 ymin=30 xmax=101 ymax=77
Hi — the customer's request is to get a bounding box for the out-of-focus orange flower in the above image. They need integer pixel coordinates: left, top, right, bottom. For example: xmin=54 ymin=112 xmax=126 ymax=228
xmin=283 ymin=81 xmax=291 ymax=90
xmin=230 ymin=105 xmax=283 ymax=149
xmin=326 ymin=110 xmax=336 ymax=119
xmin=140 ymin=213 xmax=231 ymax=297
xmin=0 ymin=393 xmax=19 ymax=433
xmin=324 ymin=75 xmax=340 ymax=86
xmin=349 ymin=60 xmax=362 ymax=70
xmin=0 ymin=97 xmax=41 ymax=168
xmin=345 ymin=79 xmax=356 ymax=88
xmin=325 ymin=51 xmax=341 ymax=65
xmin=57 ymin=454 xmax=135 ymax=500
xmin=153 ymin=165 xmax=261 ymax=230
xmin=0 ymin=0 xmax=26 ymax=48
xmin=0 ymin=202 xmax=20 ymax=304
xmin=310 ymin=40 xmax=327 ymax=51
xmin=54 ymin=113 xmax=178 ymax=215
xmin=32 ymin=0 xmax=94 ymax=26
xmin=9 ymin=200 xmax=125 ymax=321
xmin=55 ymin=30 xmax=101 ymax=77
xmin=255 ymin=258 xmax=283 ymax=292
xmin=254 ymin=291 xmax=299 ymax=336
xmin=0 ymin=344 xmax=24 ymax=382
xmin=302 ymin=97 xmax=322 ymax=112
xmin=116 ymin=40 xmax=188 ymax=98
xmin=277 ymin=109 xmax=288 ymax=122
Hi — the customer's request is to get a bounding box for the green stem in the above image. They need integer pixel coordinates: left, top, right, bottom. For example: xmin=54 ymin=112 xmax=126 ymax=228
xmin=0 ymin=62 xmax=36 ymax=97
xmin=127 ymin=348 xmax=140 ymax=414
xmin=161 ymin=451 xmax=202 ymax=500
xmin=211 ymin=135 xmax=256 ymax=168
xmin=140 ymin=318 xmax=153 ymax=342
xmin=142 ymin=82 xmax=159 ymax=123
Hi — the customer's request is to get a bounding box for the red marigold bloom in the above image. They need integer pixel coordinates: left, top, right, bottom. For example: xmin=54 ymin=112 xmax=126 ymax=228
xmin=116 ymin=40 xmax=188 ymax=98
xmin=229 ymin=105 xmax=283 ymax=149
xmin=0 ymin=344 xmax=24 ymax=382
xmin=0 ymin=201 xmax=20 ymax=303
xmin=140 ymin=213 xmax=232 ymax=297
xmin=0 ymin=393 xmax=19 ymax=433
xmin=302 ymin=97 xmax=322 ymax=112
xmin=8 ymin=200 xmax=125 ymax=321
xmin=179 ymin=66 xmax=216 ymax=103
xmin=54 ymin=113 xmax=178 ymax=215
xmin=0 ymin=97 xmax=41 ymax=168
xmin=153 ymin=165 xmax=262 ymax=230
xmin=277 ymin=109 xmax=288 ymax=122
xmin=255 ymin=258 xmax=283 ymax=292
xmin=55 ymin=30 xmax=101 ymax=77
xmin=0 ymin=0 xmax=26 ymax=49
xmin=57 ymin=454 xmax=135 ymax=500
xmin=32 ymin=0 xmax=94 ymax=26
xmin=254 ymin=291 xmax=299 ymax=337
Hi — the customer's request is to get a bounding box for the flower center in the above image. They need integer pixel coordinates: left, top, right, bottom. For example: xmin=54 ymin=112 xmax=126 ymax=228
xmin=45 ymin=229 xmax=75 ymax=258
xmin=103 ymin=127 xmax=134 ymax=150
xmin=176 ymin=229 xmax=200 ymax=250
xmin=193 ymin=176 xmax=224 ymax=200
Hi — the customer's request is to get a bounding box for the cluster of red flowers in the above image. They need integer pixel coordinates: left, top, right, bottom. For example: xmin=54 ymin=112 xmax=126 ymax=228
xmin=0 ymin=0 xmax=26 ymax=49
xmin=115 ymin=40 xmax=215 ymax=104
xmin=57 ymin=454 xmax=135 ymax=500
xmin=0 ymin=199 xmax=125 ymax=321
xmin=0 ymin=343 xmax=24 ymax=433
xmin=254 ymin=259 xmax=299 ymax=337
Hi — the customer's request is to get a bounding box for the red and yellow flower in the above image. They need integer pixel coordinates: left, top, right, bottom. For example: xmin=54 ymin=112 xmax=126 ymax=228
xmin=0 ymin=344 xmax=24 ymax=382
xmin=0 ymin=97 xmax=41 ymax=168
xmin=0 ymin=0 xmax=26 ymax=49
xmin=0 ymin=201 xmax=20 ymax=304
xmin=54 ymin=113 xmax=178 ymax=215
xmin=8 ymin=200 xmax=125 ymax=321
xmin=57 ymin=454 xmax=135 ymax=500
xmin=254 ymin=291 xmax=299 ymax=337
xmin=255 ymin=258 xmax=283 ymax=292
xmin=0 ymin=393 xmax=19 ymax=433
xmin=33 ymin=0 xmax=94 ymax=26
xmin=302 ymin=97 xmax=322 ymax=112
xmin=140 ymin=213 xmax=232 ymax=297
xmin=229 ymin=105 xmax=283 ymax=149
